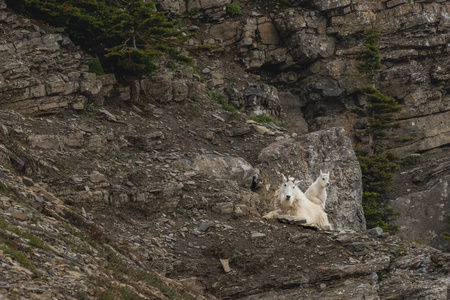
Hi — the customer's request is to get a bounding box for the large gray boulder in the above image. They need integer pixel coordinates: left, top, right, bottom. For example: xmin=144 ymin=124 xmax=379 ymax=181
xmin=257 ymin=127 xmax=365 ymax=231
xmin=390 ymin=174 xmax=450 ymax=251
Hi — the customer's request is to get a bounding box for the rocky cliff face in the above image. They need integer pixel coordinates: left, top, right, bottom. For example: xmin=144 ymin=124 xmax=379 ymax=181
xmin=163 ymin=0 xmax=450 ymax=251
xmin=0 ymin=0 xmax=450 ymax=298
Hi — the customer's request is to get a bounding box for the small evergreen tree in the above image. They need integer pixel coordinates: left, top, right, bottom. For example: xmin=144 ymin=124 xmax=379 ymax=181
xmin=355 ymin=28 xmax=382 ymax=85
xmin=352 ymin=28 xmax=402 ymax=233
xmin=352 ymin=87 xmax=402 ymax=154
xmin=104 ymin=0 xmax=191 ymax=75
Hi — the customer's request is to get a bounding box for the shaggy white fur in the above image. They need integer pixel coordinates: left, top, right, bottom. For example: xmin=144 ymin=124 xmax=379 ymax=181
xmin=305 ymin=170 xmax=330 ymax=209
xmin=264 ymin=175 xmax=332 ymax=230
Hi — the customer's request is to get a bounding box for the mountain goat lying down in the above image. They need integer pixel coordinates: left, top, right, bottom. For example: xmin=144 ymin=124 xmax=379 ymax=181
xmin=263 ymin=175 xmax=332 ymax=230
xmin=305 ymin=170 xmax=330 ymax=210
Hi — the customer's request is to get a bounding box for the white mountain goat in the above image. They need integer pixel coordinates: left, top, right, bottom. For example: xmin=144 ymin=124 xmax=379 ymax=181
xmin=304 ymin=170 xmax=330 ymax=209
xmin=263 ymin=175 xmax=332 ymax=230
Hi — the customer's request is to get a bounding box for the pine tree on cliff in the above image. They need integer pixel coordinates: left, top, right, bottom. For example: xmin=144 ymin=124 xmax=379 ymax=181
xmin=355 ymin=28 xmax=382 ymax=87
xmin=8 ymin=0 xmax=191 ymax=76
xmin=353 ymin=28 xmax=401 ymax=155
xmin=104 ymin=0 xmax=192 ymax=75
xmin=351 ymin=88 xmax=402 ymax=154
xmin=352 ymin=27 xmax=402 ymax=233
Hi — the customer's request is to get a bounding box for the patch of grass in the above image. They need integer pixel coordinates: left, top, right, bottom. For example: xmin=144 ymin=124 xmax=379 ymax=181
xmin=193 ymin=69 xmax=204 ymax=82
xmin=102 ymin=248 xmax=193 ymax=300
xmin=207 ymin=89 xmax=239 ymax=115
xmin=10 ymin=227 xmax=46 ymax=250
xmin=252 ymin=114 xmax=281 ymax=126
xmin=0 ymin=245 xmax=40 ymax=277
xmin=223 ymin=103 xmax=238 ymax=114
xmin=393 ymin=247 xmax=407 ymax=258
xmin=10 ymin=142 xmax=19 ymax=155
xmin=188 ymin=104 xmax=201 ymax=118
xmin=0 ymin=217 xmax=43 ymax=276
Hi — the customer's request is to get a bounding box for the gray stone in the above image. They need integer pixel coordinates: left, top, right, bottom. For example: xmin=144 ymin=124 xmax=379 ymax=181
xmin=368 ymin=227 xmax=383 ymax=238
xmin=141 ymin=74 xmax=173 ymax=103
xmin=11 ymin=210 xmax=28 ymax=221
xmin=197 ymin=221 xmax=215 ymax=232
xmin=90 ymin=171 xmax=106 ymax=183
xmin=251 ymin=232 xmax=266 ymax=239
xmin=257 ymin=21 xmax=279 ymax=45
xmin=172 ymin=79 xmax=189 ymax=102
xmin=389 ymin=175 xmax=450 ymax=251
xmin=176 ymin=154 xmax=261 ymax=189
xmin=344 ymin=242 xmax=366 ymax=254
xmin=258 ymin=127 xmax=365 ymax=231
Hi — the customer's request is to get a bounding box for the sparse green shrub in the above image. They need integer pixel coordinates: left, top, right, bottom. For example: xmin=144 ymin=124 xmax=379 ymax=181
xmin=188 ymin=104 xmax=201 ymax=118
xmin=393 ymin=247 xmax=407 ymax=258
xmin=89 ymin=57 xmax=105 ymax=76
xmin=229 ymin=252 xmax=243 ymax=265
xmin=377 ymin=270 xmax=387 ymax=282
xmin=188 ymin=44 xmax=218 ymax=56
xmin=226 ymin=3 xmax=242 ymax=16
xmin=207 ymin=89 xmax=239 ymax=114
xmin=252 ymin=114 xmax=281 ymax=126
xmin=100 ymin=247 xmax=192 ymax=299
xmin=223 ymin=103 xmax=238 ymax=114
xmin=0 ymin=245 xmax=39 ymax=277
xmin=189 ymin=7 xmax=200 ymax=15
xmin=399 ymin=155 xmax=420 ymax=167
xmin=10 ymin=227 xmax=46 ymax=250
xmin=83 ymin=102 xmax=96 ymax=112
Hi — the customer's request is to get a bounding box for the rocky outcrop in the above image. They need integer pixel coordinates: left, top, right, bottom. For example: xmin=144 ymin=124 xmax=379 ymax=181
xmin=175 ymin=0 xmax=450 ymax=250
xmin=389 ymin=152 xmax=450 ymax=251
xmin=258 ymin=127 xmax=365 ymax=231
xmin=0 ymin=0 xmax=119 ymax=114
xmin=190 ymin=0 xmax=449 ymax=154
xmin=391 ymin=175 xmax=450 ymax=250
